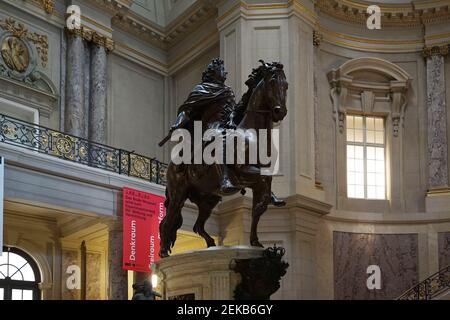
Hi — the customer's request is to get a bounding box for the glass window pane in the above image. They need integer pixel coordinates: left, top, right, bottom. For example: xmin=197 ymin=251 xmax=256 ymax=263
xmin=21 ymin=263 xmax=35 ymax=281
xmin=367 ymin=160 xmax=376 ymax=173
xmin=347 ymin=185 xmax=355 ymax=198
xmin=11 ymin=289 xmax=23 ymax=300
xmin=367 ymin=186 xmax=377 ymax=199
xmin=9 ymin=253 xmax=27 ymax=270
xmin=354 ymin=129 xmax=363 ymax=142
xmin=0 ymin=254 xmax=7 ymax=265
xmin=376 ymin=187 xmax=385 ymax=199
xmin=355 ymin=159 xmax=364 ymax=172
xmin=355 ymin=185 xmax=365 ymax=198
xmin=10 ymin=266 xmax=23 ymax=281
xmin=375 ymin=118 xmax=384 ymax=130
xmin=347 ymin=172 xmax=355 ymax=185
xmin=347 ymin=145 xmax=354 ymax=158
xmin=355 ymin=172 xmax=364 ymax=184
xmin=355 ymin=146 xmax=364 ymax=159
xmin=346 ymin=129 xmax=354 ymax=142
xmin=376 ymin=173 xmax=385 ymax=185
xmin=347 ymin=159 xmax=355 ymax=172
xmin=376 ymin=161 xmax=385 ymax=173
xmin=346 ymin=115 xmax=354 ymax=129
xmin=367 ymin=173 xmax=376 ymax=186
xmin=0 ymin=265 xmax=7 ymax=279
xmin=22 ymin=290 xmax=33 ymax=300
xmin=346 ymin=115 xmax=386 ymax=200
xmin=367 ymin=117 xmax=375 ymax=130
xmin=376 ymin=147 xmax=384 ymax=160
xmin=354 ymin=116 xmax=363 ymax=129
xmin=367 ymin=147 xmax=375 ymax=160
xmin=366 ymin=130 xmax=375 ymax=144
xmin=375 ymin=131 xmax=384 ymax=144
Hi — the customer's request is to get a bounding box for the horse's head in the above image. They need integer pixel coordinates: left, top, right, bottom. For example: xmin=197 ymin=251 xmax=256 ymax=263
xmin=246 ymin=60 xmax=288 ymax=122
xmin=257 ymin=61 xmax=288 ymax=123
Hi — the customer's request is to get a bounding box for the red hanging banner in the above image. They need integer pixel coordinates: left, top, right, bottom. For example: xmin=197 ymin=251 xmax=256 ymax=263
xmin=122 ymin=187 xmax=166 ymax=272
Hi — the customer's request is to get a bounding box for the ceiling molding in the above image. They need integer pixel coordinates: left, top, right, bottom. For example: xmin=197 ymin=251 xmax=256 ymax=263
xmin=112 ymin=0 xmax=217 ymax=50
xmin=316 ymin=0 xmax=450 ymax=28
xmin=217 ymin=0 xmax=318 ymax=31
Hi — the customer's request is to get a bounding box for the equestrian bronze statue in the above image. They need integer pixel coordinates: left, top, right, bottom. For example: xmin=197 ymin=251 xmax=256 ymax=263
xmin=158 ymin=59 xmax=288 ymax=258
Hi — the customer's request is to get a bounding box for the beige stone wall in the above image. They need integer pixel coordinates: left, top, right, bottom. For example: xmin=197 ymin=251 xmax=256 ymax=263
xmin=108 ymin=54 xmax=166 ymax=158
xmin=172 ymin=44 xmax=220 ymax=109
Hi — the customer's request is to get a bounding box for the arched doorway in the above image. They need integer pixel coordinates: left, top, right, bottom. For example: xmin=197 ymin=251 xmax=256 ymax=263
xmin=0 ymin=246 xmax=41 ymax=300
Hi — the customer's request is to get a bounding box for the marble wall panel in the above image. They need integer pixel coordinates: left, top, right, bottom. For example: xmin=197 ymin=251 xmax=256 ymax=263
xmin=333 ymin=231 xmax=418 ymax=300
xmin=61 ymin=249 xmax=80 ymax=300
xmin=438 ymin=232 xmax=450 ymax=269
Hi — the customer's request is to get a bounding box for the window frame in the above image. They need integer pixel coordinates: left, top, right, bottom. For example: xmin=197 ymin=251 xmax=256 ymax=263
xmin=346 ymin=114 xmax=387 ymax=200
xmin=0 ymin=246 xmax=41 ymax=300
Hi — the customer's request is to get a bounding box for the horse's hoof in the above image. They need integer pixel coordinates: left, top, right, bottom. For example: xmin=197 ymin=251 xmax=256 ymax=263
xmin=159 ymin=251 xmax=169 ymax=258
xmin=206 ymin=241 xmax=216 ymax=248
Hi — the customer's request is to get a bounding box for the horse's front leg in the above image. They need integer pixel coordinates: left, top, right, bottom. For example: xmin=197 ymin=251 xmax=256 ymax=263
xmin=250 ymin=178 xmax=271 ymax=247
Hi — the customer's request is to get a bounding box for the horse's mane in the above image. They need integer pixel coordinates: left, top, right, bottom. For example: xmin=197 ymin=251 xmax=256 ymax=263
xmin=236 ymin=60 xmax=284 ymax=117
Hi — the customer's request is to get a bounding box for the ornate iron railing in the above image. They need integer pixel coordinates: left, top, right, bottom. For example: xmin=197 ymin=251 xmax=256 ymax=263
xmin=397 ymin=265 xmax=450 ymax=300
xmin=0 ymin=113 xmax=167 ymax=186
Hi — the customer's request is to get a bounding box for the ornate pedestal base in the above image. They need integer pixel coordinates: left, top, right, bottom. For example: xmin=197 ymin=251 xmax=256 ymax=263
xmin=156 ymin=246 xmax=264 ymax=300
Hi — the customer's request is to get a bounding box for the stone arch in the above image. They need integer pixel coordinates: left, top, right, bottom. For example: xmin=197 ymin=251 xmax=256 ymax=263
xmin=328 ymin=57 xmax=411 ymax=135
xmin=334 ymin=57 xmax=411 ymax=83
xmin=4 ymin=238 xmax=54 ymax=299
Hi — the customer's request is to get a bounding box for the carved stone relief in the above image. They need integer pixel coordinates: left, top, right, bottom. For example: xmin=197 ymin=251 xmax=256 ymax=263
xmin=0 ymin=17 xmax=55 ymax=95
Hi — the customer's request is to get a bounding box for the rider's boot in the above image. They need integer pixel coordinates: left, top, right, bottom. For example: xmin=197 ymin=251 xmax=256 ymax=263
xmin=220 ymin=166 xmax=239 ymax=194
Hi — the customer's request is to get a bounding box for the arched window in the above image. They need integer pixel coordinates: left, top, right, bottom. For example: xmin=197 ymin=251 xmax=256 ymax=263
xmin=0 ymin=246 xmax=41 ymax=300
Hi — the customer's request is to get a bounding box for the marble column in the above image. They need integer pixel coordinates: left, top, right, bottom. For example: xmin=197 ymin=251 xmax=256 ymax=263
xmin=65 ymin=33 xmax=86 ymax=138
xmin=108 ymin=220 xmax=128 ymax=300
xmin=89 ymin=44 xmax=108 ymax=144
xmin=427 ymin=52 xmax=449 ymax=189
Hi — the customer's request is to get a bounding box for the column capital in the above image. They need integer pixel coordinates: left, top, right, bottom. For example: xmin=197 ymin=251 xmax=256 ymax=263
xmin=313 ymin=30 xmax=323 ymax=47
xmin=423 ymin=44 xmax=450 ymax=58
xmin=66 ymin=27 xmax=115 ymax=52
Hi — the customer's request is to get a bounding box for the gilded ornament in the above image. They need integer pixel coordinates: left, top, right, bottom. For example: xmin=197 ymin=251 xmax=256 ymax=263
xmin=423 ymin=44 xmax=450 ymax=58
xmin=0 ymin=18 xmax=49 ymax=68
xmin=40 ymin=0 xmax=54 ymax=14
xmin=66 ymin=26 xmax=115 ymax=52
xmin=1 ymin=36 xmax=30 ymax=73
xmin=313 ymin=30 xmax=323 ymax=47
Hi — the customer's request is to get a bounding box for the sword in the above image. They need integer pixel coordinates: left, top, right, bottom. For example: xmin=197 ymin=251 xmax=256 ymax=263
xmin=158 ymin=131 xmax=172 ymax=147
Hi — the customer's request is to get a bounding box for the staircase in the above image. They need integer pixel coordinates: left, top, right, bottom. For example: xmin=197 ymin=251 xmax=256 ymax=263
xmin=397 ymin=265 xmax=450 ymax=300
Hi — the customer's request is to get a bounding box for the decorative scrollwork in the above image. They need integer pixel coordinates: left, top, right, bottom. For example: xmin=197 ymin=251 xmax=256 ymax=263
xmin=398 ymin=265 xmax=450 ymax=300
xmin=0 ymin=113 xmax=167 ymax=186
xmin=0 ymin=17 xmax=49 ymax=68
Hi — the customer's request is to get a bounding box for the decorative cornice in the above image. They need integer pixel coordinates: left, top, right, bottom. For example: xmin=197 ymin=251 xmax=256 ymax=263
xmin=88 ymin=0 xmax=132 ymax=15
xmin=316 ymin=0 xmax=450 ymax=28
xmin=66 ymin=27 xmax=115 ymax=52
xmin=217 ymin=0 xmax=318 ymax=30
xmin=423 ymin=44 xmax=450 ymax=58
xmin=112 ymin=0 xmax=217 ymax=50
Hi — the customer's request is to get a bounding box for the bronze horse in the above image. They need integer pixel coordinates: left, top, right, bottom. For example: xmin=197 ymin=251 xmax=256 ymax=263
xmin=159 ymin=62 xmax=288 ymax=258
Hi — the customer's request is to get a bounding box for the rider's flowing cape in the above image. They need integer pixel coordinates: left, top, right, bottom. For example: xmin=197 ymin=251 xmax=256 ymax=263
xmin=177 ymin=82 xmax=235 ymax=123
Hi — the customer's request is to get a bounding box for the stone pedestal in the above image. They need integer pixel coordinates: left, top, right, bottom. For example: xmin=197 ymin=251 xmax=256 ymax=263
xmin=156 ymin=246 xmax=264 ymax=300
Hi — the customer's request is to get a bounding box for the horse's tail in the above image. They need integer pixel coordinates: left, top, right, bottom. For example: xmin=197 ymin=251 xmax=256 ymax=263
xmin=164 ymin=187 xmax=169 ymax=209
